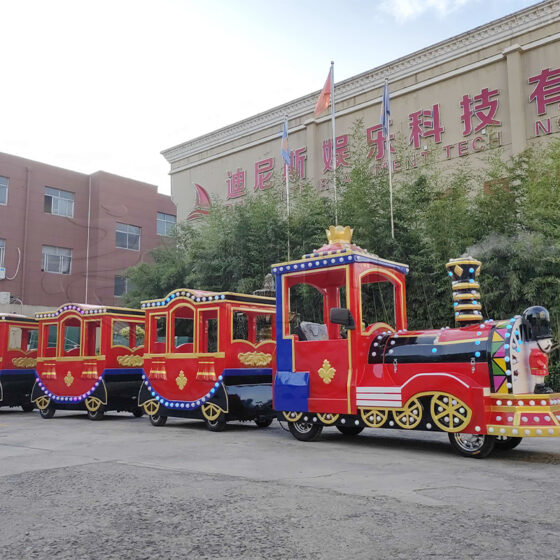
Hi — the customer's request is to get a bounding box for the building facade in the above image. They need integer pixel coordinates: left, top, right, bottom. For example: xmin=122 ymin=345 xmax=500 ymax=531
xmin=0 ymin=152 xmax=176 ymax=314
xmin=162 ymin=1 xmax=560 ymax=222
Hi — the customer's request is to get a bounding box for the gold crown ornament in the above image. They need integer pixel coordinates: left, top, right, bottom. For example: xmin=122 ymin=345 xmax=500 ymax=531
xmin=326 ymin=225 xmax=353 ymax=244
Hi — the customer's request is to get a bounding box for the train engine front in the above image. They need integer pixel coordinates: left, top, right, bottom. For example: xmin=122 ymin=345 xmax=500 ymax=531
xmin=273 ymin=226 xmax=559 ymax=458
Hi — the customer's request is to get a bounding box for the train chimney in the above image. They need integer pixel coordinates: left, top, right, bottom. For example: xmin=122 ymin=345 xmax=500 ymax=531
xmin=445 ymin=257 xmax=483 ymax=326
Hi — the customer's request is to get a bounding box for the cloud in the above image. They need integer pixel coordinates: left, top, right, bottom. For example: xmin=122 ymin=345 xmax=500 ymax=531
xmin=380 ymin=0 xmax=473 ymax=22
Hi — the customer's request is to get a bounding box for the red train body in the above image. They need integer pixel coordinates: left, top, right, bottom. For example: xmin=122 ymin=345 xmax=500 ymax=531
xmin=0 ymin=314 xmax=38 ymax=411
xmin=31 ymin=304 xmax=145 ymax=419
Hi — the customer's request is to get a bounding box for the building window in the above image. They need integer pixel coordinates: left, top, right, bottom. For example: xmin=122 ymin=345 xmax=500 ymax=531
xmin=44 ymin=187 xmax=74 ymax=218
xmin=0 ymin=239 xmax=4 ymax=268
xmin=0 ymin=176 xmax=8 ymax=205
xmin=114 ymin=275 xmax=132 ymax=297
xmin=42 ymin=245 xmax=72 ymax=274
xmin=116 ymin=223 xmax=141 ymax=251
xmin=157 ymin=212 xmax=176 ymax=236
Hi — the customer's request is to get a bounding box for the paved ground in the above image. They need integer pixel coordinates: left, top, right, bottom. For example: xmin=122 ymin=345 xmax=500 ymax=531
xmin=0 ymin=408 xmax=559 ymax=560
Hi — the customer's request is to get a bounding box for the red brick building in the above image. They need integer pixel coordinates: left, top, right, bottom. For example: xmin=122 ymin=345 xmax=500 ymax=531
xmin=0 ymin=153 xmax=176 ymax=313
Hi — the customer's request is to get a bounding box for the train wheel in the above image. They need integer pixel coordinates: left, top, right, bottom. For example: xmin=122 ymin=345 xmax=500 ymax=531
xmin=393 ymin=398 xmax=422 ymax=429
xmin=149 ymin=414 xmax=167 ymax=427
xmin=448 ymin=433 xmax=495 ymax=458
xmin=39 ymin=404 xmax=56 ymax=419
xmin=360 ymin=408 xmax=388 ymax=428
xmin=495 ymin=436 xmax=523 ymax=451
xmin=430 ymin=393 xmax=472 ymax=432
xmin=21 ymin=403 xmax=35 ymax=412
xmin=316 ymin=413 xmax=339 ymax=425
xmin=87 ymin=406 xmax=105 ymax=421
xmin=202 ymin=403 xmax=226 ymax=432
xmin=131 ymin=407 xmax=144 ymax=418
xmin=336 ymin=425 xmax=364 ymax=436
xmin=283 ymin=411 xmax=303 ymax=422
xmin=254 ymin=417 xmax=273 ymax=428
xmin=288 ymin=418 xmax=323 ymax=442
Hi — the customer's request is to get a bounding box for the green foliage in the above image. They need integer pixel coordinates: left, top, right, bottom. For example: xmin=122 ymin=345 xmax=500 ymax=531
xmin=124 ymin=132 xmax=560 ymax=388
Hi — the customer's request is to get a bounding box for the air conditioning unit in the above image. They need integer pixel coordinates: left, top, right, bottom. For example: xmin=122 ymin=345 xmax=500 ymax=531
xmin=0 ymin=267 xmax=5 ymax=280
xmin=0 ymin=291 xmax=10 ymax=304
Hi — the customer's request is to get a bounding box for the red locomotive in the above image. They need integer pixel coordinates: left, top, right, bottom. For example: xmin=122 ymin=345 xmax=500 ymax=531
xmin=31 ymin=304 xmax=146 ymax=419
xmin=272 ymin=226 xmax=559 ymax=457
xmin=137 ymin=288 xmax=276 ymax=430
xmin=0 ymin=313 xmax=38 ymax=411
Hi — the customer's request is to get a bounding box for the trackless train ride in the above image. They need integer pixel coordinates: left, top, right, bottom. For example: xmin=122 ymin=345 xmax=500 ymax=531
xmin=1 ymin=226 xmax=558 ymax=458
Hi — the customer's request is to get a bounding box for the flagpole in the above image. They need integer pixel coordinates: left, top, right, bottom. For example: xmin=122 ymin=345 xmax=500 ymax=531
xmin=385 ymin=78 xmax=395 ymax=239
xmin=330 ymin=60 xmax=337 ymax=226
xmin=284 ymin=115 xmax=291 ymax=261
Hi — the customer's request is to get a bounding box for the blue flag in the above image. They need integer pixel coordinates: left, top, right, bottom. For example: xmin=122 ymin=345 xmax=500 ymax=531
xmin=380 ymin=81 xmax=390 ymax=137
xmin=281 ymin=121 xmax=290 ymax=166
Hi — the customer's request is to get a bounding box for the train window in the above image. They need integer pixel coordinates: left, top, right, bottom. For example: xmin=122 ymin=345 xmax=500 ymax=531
xmin=289 ymin=284 xmax=324 ymax=334
xmin=113 ymin=321 xmax=143 ymax=348
xmin=174 ymin=317 xmax=194 ymax=348
xmin=233 ymin=310 xmax=271 ymax=344
xmin=86 ymin=321 xmax=101 ymax=355
xmin=28 ymin=329 xmax=38 ymax=351
xmin=47 ymin=325 xmax=58 ymax=349
xmin=256 ymin=314 xmax=273 ymax=342
xmin=63 ymin=323 xmax=81 ymax=353
xmin=360 ymin=279 xmax=395 ymax=330
xmin=156 ymin=317 xmax=167 ymax=343
xmin=135 ymin=324 xmax=145 ymax=347
xmin=205 ymin=318 xmax=218 ymax=353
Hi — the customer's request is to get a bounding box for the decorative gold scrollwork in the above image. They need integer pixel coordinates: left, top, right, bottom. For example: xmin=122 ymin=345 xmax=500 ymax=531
xmin=85 ymin=397 xmax=103 ymax=412
xmin=35 ymin=396 xmax=51 ymax=410
xmin=238 ymin=352 xmax=272 ymax=367
xmin=143 ymin=399 xmax=160 ymax=416
xmin=64 ymin=371 xmax=74 ymax=387
xmin=176 ymin=371 xmax=187 ymax=390
xmin=12 ymin=357 xmax=37 ymax=368
xmin=117 ymin=355 xmax=144 ymax=367
xmin=202 ymin=402 xmax=225 ymax=422
xmin=318 ymin=359 xmax=336 ymax=384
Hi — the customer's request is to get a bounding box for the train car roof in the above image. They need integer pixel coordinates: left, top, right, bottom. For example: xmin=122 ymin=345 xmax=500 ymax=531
xmin=141 ymin=288 xmax=275 ymax=310
xmin=35 ymin=303 xmax=144 ymax=319
xmin=271 ymin=226 xmax=409 ymax=276
xmin=0 ymin=313 xmax=38 ymax=324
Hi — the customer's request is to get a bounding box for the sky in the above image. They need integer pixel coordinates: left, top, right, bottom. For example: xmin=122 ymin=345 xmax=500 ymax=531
xmin=1 ymin=0 xmax=541 ymax=195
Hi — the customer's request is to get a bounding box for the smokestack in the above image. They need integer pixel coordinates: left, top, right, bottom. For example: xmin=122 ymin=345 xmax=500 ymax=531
xmin=446 ymin=257 xmax=483 ymax=326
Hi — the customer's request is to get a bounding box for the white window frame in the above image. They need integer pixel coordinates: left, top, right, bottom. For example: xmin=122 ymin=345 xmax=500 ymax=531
xmin=116 ymin=223 xmax=141 ymax=251
xmin=114 ymin=275 xmax=130 ymax=297
xmin=0 ymin=238 xmax=5 ymax=268
xmin=42 ymin=245 xmax=72 ymax=275
xmin=0 ymin=176 xmax=8 ymax=205
xmin=157 ymin=212 xmax=176 ymax=236
xmin=44 ymin=186 xmax=75 ymax=218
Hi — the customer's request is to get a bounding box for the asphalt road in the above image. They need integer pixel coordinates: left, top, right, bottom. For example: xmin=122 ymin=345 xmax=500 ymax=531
xmin=0 ymin=408 xmax=559 ymax=560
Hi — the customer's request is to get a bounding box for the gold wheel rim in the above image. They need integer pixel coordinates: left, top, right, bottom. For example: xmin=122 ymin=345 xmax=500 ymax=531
xmin=393 ymin=398 xmax=422 ymax=429
xmin=316 ymin=413 xmax=339 ymax=425
xmin=143 ymin=399 xmax=160 ymax=416
xmin=35 ymin=396 xmax=51 ymax=410
xmin=202 ymin=403 xmax=224 ymax=422
xmin=85 ymin=397 xmax=103 ymax=412
xmin=430 ymin=393 xmax=472 ymax=432
xmin=282 ymin=411 xmax=303 ymax=422
xmin=360 ymin=408 xmax=388 ymax=428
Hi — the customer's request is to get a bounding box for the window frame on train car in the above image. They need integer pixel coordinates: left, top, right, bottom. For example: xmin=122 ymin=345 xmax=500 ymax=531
xmin=60 ymin=316 xmax=82 ymax=356
xmin=169 ymin=303 xmax=196 ymax=354
xmin=281 ymin=265 xmax=350 ymax=342
xmin=110 ymin=318 xmax=145 ymax=350
xmin=230 ymin=306 xmax=275 ymax=347
xmin=198 ymin=306 xmax=220 ymax=354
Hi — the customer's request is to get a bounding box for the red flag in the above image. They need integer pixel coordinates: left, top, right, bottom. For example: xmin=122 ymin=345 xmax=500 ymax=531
xmin=314 ymin=67 xmax=332 ymax=116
